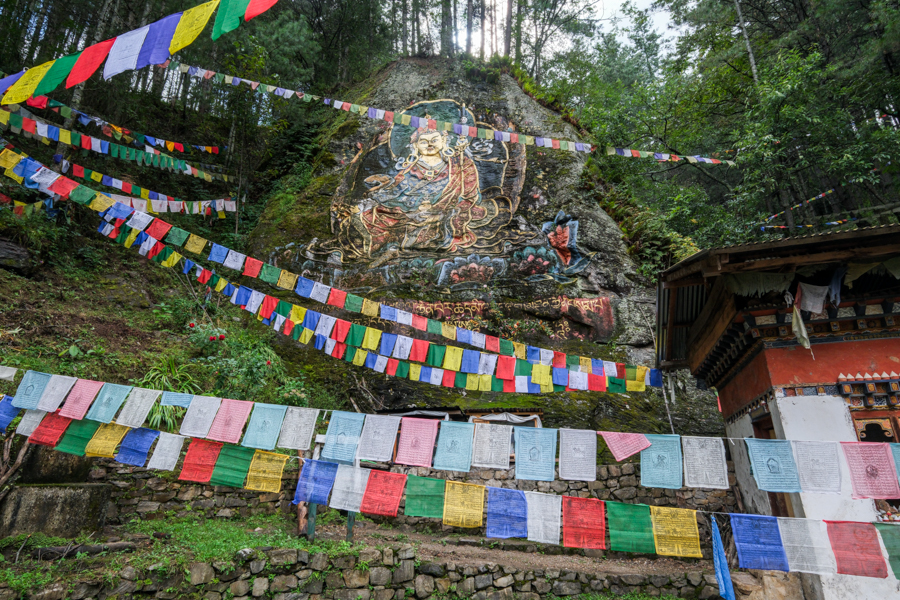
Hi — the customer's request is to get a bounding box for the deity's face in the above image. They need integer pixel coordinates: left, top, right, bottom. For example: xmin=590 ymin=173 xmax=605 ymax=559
xmin=415 ymin=131 xmax=446 ymax=157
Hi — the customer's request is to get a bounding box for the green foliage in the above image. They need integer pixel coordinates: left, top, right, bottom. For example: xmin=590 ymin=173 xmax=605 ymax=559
xmin=132 ymin=356 xmax=202 ymax=432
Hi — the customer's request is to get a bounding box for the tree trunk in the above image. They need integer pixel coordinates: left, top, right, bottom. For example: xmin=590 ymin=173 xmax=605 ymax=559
xmin=466 ymin=0 xmax=473 ymax=55
xmin=452 ymin=0 xmax=458 ymax=56
xmin=441 ymin=0 xmax=452 ymax=57
xmin=402 ymin=0 xmax=408 ymax=54
xmin=514 ymin=0 xmax=522 ymax=63
xmin=480 ymin=0 xmax=485 ymax=60
xmin=504 ymin=0 xmax=512 ymax=56
xmin=412 ymin=0 xmax=419 ymax=55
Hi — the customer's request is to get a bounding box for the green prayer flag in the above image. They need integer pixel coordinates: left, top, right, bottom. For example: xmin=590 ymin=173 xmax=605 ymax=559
xmin=69 ymin=131 xmax=80 ymax=146
xmin=626 ymin=364 xmax=637 ymax=380
xmin=60 ymin=106 xmax=72 ymax=117
xmin=479 ymin=128 xmax=490 ymax=139
xmin=68 ymin=185 xmax=96 ymax=205
xmin=454 ymin=372 xmax=467 ymax=387
xmin=425 ymin=344 xmax=446 ymax=367
xmin=157 ymin=246 xmax=175 ymax=264
xmin=9 ymin=113 xmax=23 ymax=129
xmin=395 ymin=361 xmax=410 ymax=379
xmin=350 ymin=104 xmax=360 ymax=112
xmin=344 ymin=346 xmax=357 ymax=363
xmin=491 ymin=377 xmax=505 ymax=392
xmin=215 ymin=73 xmax=225 ymax=83
xmin=208 ymin=273 xmax=221 ymax=285
xmin=83 ymin=169 xmax=94 ymax=181
xmin=553 ymin=384 xmax=565 ymax=392
xmin=875 ymin=524 xmax=900 ymax=575
xmin=404 ymin=475 xmax=445 ymax=518
xmin=302 ymin=94 xmax=311 ymax=103
xmin=55 ymin=420 xmax=102 ymax=456
xmin=566 ymin=354 xmax=580 ymax=368
xmin=346 ymin=324 xmax=366 ymax=347
xmin=607 ymin=377 xmax=626 ymax=393
xmin=110 ymin=144 xmax=119 ymax=158
xmin=115 ymin=226 xmax=132 ymax=244
xmin=560 ymin=141 xmax=569 ymax=151
xmin=33 ymin=53 xmax=81 ymax=97
xmin=258 ymin=263 xmax=281 ymax=285
xmin=165 ymin=227 xmax=190 ymax=246
xmin=134 ymin=133 xmax=145 ymax=145
xmin=292 ymin=325 xmax=302 ymax=341
xmin=344 ymin=294 xmax=364 ymax=313
xmin=426 ymin=319 xmax=442 ymax=335
xmin=152 ymin=153 xmax=160 ymax=167
xmin=498 ymin=339 xmax=515 ymax=356
xmin=607 ymin=502 xmax=656 ymax=553
xmin=212 ymin=0 xmax=252 ymax=40
xmin=275 ymin=300 xmax=293 ymax=318
xmin=515 ymin=359 xmax=532 ymax=376
xmin=209 ymin=445 xmax=255 ymax=488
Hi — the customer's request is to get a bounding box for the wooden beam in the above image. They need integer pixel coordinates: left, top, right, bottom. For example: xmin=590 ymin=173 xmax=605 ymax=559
xmin=688 ymin=278 xmax=738 ymax=372
xmin=666 ymin=287 xmax=678 ymax=362
xmin=700 ymin=244 xmax=900 ymax=277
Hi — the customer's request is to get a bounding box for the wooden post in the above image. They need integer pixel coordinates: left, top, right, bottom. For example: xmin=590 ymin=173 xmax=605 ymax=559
xmin=346 ymin=512 xmax=355 ymax=541
xmin=307 ymin=503 xmax=317 ymax=541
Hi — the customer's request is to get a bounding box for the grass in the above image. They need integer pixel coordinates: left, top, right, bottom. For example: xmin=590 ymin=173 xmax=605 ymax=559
xmin=575 ymin=594 xmax=680 ymax=600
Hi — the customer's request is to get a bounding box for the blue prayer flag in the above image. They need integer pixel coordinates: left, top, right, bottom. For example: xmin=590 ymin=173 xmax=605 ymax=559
xmin=731 ymin=514 xmax=789 ymax=571
xmin=433 ymin=421 xmax=474 ymax=472
xmin=712 ymin=516 xmax=736 ymax=600
xmin=419 ymin=366 xmax=432 ymax=382
xmin=135 ymin=13 xmax=182 ymax=69
xmin=12 ymin=370 xmax=52 ymax=409
xmin=242 ymin=403 xmax=288 ymax=450
xmin=294 ymin=459 xmax=339 ymax=505
xmin=744 ymin=439 xmax=802 ymax=493
xmin=591 ymin=359 xmax=604 ymax=375
xmin=460 ymin=350 xmax=480 ymax=374
xmin=552 ymin=368 xmax=568 ymax=386
xmin=364 ymin=352 xmax=377 ymax=369
xmin=649 ymin=369 xmax=663 ymax=387
xmin=115 ymin=428 xmax=159 ymax=466
xmin=208 ymin=243 xmax=228 ymax=263
xmin=486 ymin=487 xmax=528 ymax=538
xmin=456 ymin=328 xmax=472 ymax=345
xmin=301 ymin=310 xmax=320 ymax=331
xmin=514 ymin=427 xmax=557 ymax=481
xmin=85 ymin=383 xmax=133 ymax=423
xmin=379 ymin=305 xmax=397 ymax=321
xmin=314 ymin=334 xmax=327 ymax=351
xmin=526 ymin=346 xmax=541 ymax=364
xmin=295 ymin=277 xmax=315 ymax=298
xmin=101 ymin=175 xmax=113 ymax=186
xmin=0 ymin=395 xmax=20 ymax=431
xmin=640 ymin=434 xmax=683 ymax=489
xmin=526 ymin=377 xmax=540 ymax=394
xmin=160 ymin=392 xmax=193 ymax=407
xmin=234 ymin=286 xmax=252 ymax=306
xmin=222 ymin=283 xmax=236 ymax=297
xmin=380 ymin=333 xmax=398 ymax=356
xmin=321 ymin=411 xmax=366 ymax=465
xmin=182 ymin=259 xmax=195 ymax=275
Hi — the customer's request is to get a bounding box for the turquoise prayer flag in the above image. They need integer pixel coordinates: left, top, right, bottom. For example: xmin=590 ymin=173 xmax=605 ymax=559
xmin=12 ymin=370 xmax=52 ymax=409
xmin=514 ymin=427 xmax=557 ymax=481
xmin=432 ymin=421 xmax=474 ymax=472
xmin=85 ymin=383 xmax=133 ymax=423
xmin=321 ymin=411 xmax=365 ymax=465
xmin=745 ymin=439 xmax=802 ymax=492
xmin=640 ymin=434 xmax=683 ymax=489
xmin=242 ymin=403 xmax=288 ymax=450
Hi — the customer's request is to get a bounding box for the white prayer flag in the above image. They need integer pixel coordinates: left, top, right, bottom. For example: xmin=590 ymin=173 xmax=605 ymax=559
xmin=356 ymin=415 xmax=402 ymax=462
xmin=0 ymin=366 xmax=17 ymax=381
xmin=374 ymin=355 xmax=389 ymax=373
xmin=179 ymin=395 xmax=222 ymax=438
xmin=146 ymin=432 xmax=186 ymax=471
xmin=329 ymin=465 xmax=370 ymax=512
xmin=477 ymin=353 xmax=498 ymax=376
xmin=245 ymin=291 xmax=265 ymax=315
xmin=116 ymin=388 xmax=162 ymax=428
xmin=525 ymin=491 xmax=562 ymax=545
xmin=314 ymin=315 xmax=337 ymax=338
xmin=778 ymin=517 xmax=837 ymax=575
xmin=471 ymin=422 xmax=512 ymax=469
xmin=104 ymin=26 xmax=150 ymax=79
xmin=36 ymin=122 xmax=48 ymax=138
xmin=310 ymin=282 xmax=331 ymax=304
xmin=277 ymin=407 xmax=319 ymax=450
xmin=36 ymin=375 xmax=77 ymax=412
xmin=90 ymin=137 xmax=102 ymax=153
xmin=558 ymin=429 xmax=597 ymax=481
xmin=396 ymin=310 xmax=413 ymax=326
xmin=539 ymin=349 xmax=554 ymax=365
xmin=392 ymin=336 xmax=413 ymax=360
xmin=324 ymin=338 xmax=337 ymax=355
xmin=138 ymin=235 xmax=158 ymax=257
xmin=150 ymin=199 xmax=168 ymax=213
xmin=568 ymin=371 xmax=588 ymax=390
xmin=794 ymin=441 xmax=842 ymax=494
xmin=15 ymin=410 xmax=46 ymax=436
xmin=471 ymin=332 xmax=486 ymax=349
xmin=126 ymin=211 xmax=154 ymax=231
xmin=682 ymin=436 xmax=729 ymax=489
xmin=515 ymin=376 xmax=529 ymax=393
xmin=429 ymin=368 xmax=444 ymax=386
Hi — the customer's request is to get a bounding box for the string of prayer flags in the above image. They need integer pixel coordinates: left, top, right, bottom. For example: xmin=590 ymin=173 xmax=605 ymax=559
xmin=0 ymin=396 xmax=20 ymax=431
xmin=294 ymin=459 xmax=339 ymax=505
xmin=404 ymin=475 xmax=445 ymax=518
xmin=116 ymin=388 xmax=162 ymax=428
xmin=206 ymin=398 xmax=253 ymax=444
xmin=54 ymin=419 xmax=101 ymax=456
xmin=682 ymin=436 xmax=729 ymax=490
xmin=115 ymin=428 xmax=160 ymax=467
xmin=649 ymin=506 xmax=703 ymax=558
xmin=778 ymin=518 xmax=837 ymax=575
xmin=180 ymin=395 xmax=222 ymax=438
xmin=600 ymin=431 xmax=651 ymax=462
xmin=356 ymin=415 xmax=402 ymax=462
xmin=745 ymin=438 xmax=802 ymax=493
xmin=443 ymin=481 xmax=485 ymax=528
xmin=179 ymin=438 xmax=224 ymax=483
xmin=471 ymin=423 xmax=512 ymax=469
xmin=329 ymin=465 xmax=371 ymax=513
xmin=359 ymin=470 xmax=408 ymax=517
xmin=84 ymin=422 xmax=130 ymax=457
xmin=825 ymin=521 xmax=889 ymax=578
xmin=15 ymin=410 xmax=46 ymax=437
xmin=58 ymin=379 xmax=105 ymax=420
xmin=525 ymin=491 xmax=562 ymax=545
xmin=485 ymin=487 xmax=528 ymax=539
xmin=245 ymin=450 xmax=289 ymax=493
xmin=840 ymin=442 xmax=900 ymax=499
xmin=605 ymin=146 xmax=735 ymax=166
xmin=147 ymin=432 xmax=187 ymax=471
xmin=874 ymin=523 xmax=900 ymax=577
xmin=395 ymin=417 xmax=440 ymax=467
xmin=731 ymin=514 xmax=789 ymax=571
xmin=12 ymin=370 xmax=52 ymax=409
xmin=85 ymin=383 xmax=133 ymax=423
xmin=277 ymin=407 xmax=319 ymax=451
xmin=711 ymin=516 xmax=736 ymax=600
xmin=241 ymin=403 xmax=287 ymax=450
xmin=562 ymin=496 xmax=606 ymax=549
xmin=322 ymin=411 xmax=366 ymax=465
xmin=514 ymin=427 xmax=557 ymax=481
xmin=640 ymin=434 xmax=683 ymax=489
xmin=28 ymin=412 xmax=72 ymax=446
xmin=558 ymin=429 xmax=597 ymax=481
xmin=35 ymin=375 xmax=77 ymax=412
xmin=209 ymin=444 xmax=255 ymax=488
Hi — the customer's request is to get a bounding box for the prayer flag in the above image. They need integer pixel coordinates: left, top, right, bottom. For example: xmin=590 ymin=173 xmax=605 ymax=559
xmin=160 ymin=391 xmax=193 ymax=407
xmin=514 ymin=427 xmax=557 ymax=481
xmin=55 ymin=378 xmax=104 ymax=420
xmin=395 ymin=417 xmax=439 ymax=467
xmin=404 ymin=475 xmax=445 ymax=518
xmin=607 ymin=502 xmax=656 ymax=553
xmin=245 ymin=450 xmax=289 ymax=493
xmin=840 ymin=442 xmax=900 ymax=499
xmin=712 ymin=516 xmax=736 ymax=600
xmin=12 ymin=370 xmax=52 ymax=409
xmin=321 ymin=411 xmax=365 ymax=464
xmin=562 ymin=496 xmax=606 ymax=549
xmin=67 ymin=39 xmax=116 ymax=88
xmin=682 ymin=436 xmax=729 ymax=489
xmin=558 ymin=429 xmax=597 ymax=481
xmin=35 ymin=375 xmax=77 ymax=412
xmin=206 ymin=398 xmax=253 ymax=444
xmin=15 ymin=410 xmax=46 ymax=437
xmin=103 ymin=26 xmax=150 ymax=79
xmin=171 ymin=0 xmax=221 ymax=53
xmin=146 ymin=432 xmax=187 ymax=471
xmin=650 ymin=506 xmax=702 ymax=558
xmin=874 ymin=523 xmax=900 ymax=577
xmin=33 ymin=54 xmax=81 ymax=97
xmin=115 ymin=428 xmax=159 ymax=467
xmin=486 ymin=487 xmax=527 ymax=538
xmin=356 ymin=414 xmax=402 ymax=462
xmin=731 ymin=514 xmax=789 ymax=570
xmin=599 ymin=431 xmax=651 ymax=462
xmin=28 ymin=412 xmax=72 ymax=446
xmin=433 ymin=421 xmax=474 ymax=472
xmin=525 ymin=491 xmax=562 ymax=545
xmin=825 ymin=521 xmax=888 ymax=578
xmin=778 ymin=517 xmax=837 ymax=575
xmin=0 ymin=395 xmax=19 ymax=432
xmin=745 ymin=439 xmax=802 ymax=492
xmin=640 ymin=434 xmax=683 ymax=489
xmin=115 ymin=388 xmax=162 ymax=428
xmin=179 ymin=438 xmax=224 ymax=483
xmin=209 ymin=444 xmax=255 ymax=488
xmin=329 ymin=465 xmax=370 ymax=512
xmin=471 ymin=422 xmax=511 ymax=469
xmin=84 ymin=422 xmax=130 ymax=457
xmin=85 ymin=383 xmax=133 ymax=423
xmin=179 ymin=395 xmax=222 ymax=438
xmin=136 ymin=13 xmax=182 ymax=69
xmin=294 ymin=459 xmax=339 ymax=504
xmin=360 ymin=470 xmax=407 ymax=517
xmin=443 ymin=481 xmax=484 ymax=528
xmin=55 ymin=419 xmax=101 ymax=456
xmin=241 ymin=403 xmax=287 ymax=450
xmin=2 ymin=60 xmax=56 ymax=104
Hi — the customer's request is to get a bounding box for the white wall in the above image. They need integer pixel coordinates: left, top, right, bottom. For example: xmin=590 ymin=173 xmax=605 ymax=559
xmin=725 ymin=414 xmax=772 ymax=515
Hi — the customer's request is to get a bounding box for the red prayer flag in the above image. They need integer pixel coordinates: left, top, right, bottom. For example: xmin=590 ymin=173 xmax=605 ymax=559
xmin=0 ymin=193 xmax=10 ymax=204
xmin=174 ymin=143 xmax=184 ymax=152
xmin=197 ymin=269 xmax=212 ymax=284
xmin=495 ymin=355 xmax=516 ymax=380
xmin=332 ymin=319 xmax=351 ymax=343
xmin=359 ymin=470 xmax=407 ymax=517
xmin=552 ymin=351 xmax=566 ymax=368
xmin=484 ymin=335 xmax=500 ymax=353
xmin=59 ymin=379 xmax=104 ymax=420
xmin=599 ymin=432 xmax=650 ymax=461
xmin=562 ymin=496 xmax=606 ymax=549
xmin=72 ymin=164 xmax=85 ymax=178
xmin=502 ymin=379 xmax=515 ymax=393
xmin=47 ymin=176 xmax=79 ymax=198
xmin=81 ymin=135 xmax=92 ymax=150
xmin=427 ymin=119 xmax=436 ymax=130
xmin=121 ymin=182 xmax=132 ymax=194
xmin=26 ymin=95 xmax=49 ymax=109
xmin=243 ymin=256 xmax=263 ymax=277
xmin=825 ymin=521 xmax=888 ymax=578
xmin=411 ymin=314 xmax=428 ymax=330
xmin=146 ymin=242 xmax=164 ymax=260
xmin=283 ymin=319 xmax=295 ymax=336
xmin=630 ymin=149 xmax=641 ymax=157
xmin=206 ymin=398 xmax=253 ymax=444
xmin=245 ymin=0 xmax=279 ymax=20
xmin=144 ymin=219 xmax=172 ymax=240
xmin=12 ymin=206 xmax=23 ymax=217
xmin=510 ymin=133 xmax=519 ymax=144
xmin=551 ymin=139 xmax=560 ymax=150
xmin=840 ymin=442 xmax=900 ymax=499
xmin=178 ymin=439 xmax=223 ymax=483
xmin=258 ymin=295 xmax=278 ymax=319
xmin=409 ymin=339 xmax=430 ymax=362
xmin=587 ymin=374 xmax=606 ymax=391
xmin=67 ymin=38 xmax=116 ymax=88
xmin=28 ymin=412 xmax=72 ymax=447
xmin=615 ymin=363 xmax=626 ymax=379
xmin=331 ymin=342 xmax=346 ymax=359
xmin=384 ymin=111 xmax=394 ymax=122
xmin=327 ymin=288 xmax=347 ymax=308
xmin=386 ymin=358 xmax=399 ymax=376
xmin=22 ymin=118 xmax=36 ymax=134
xmin=441 ymin=369 xmax=456 ymax=387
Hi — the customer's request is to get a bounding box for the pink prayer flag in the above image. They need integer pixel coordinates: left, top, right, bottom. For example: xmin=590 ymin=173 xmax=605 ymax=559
xmin=206 ymin=398 xmax=254 ymax=444
xmin=840 ymin=442 xmax=900 ymax=499
xmin=599 ymin=431 xmax=651 ymax=462
xmin=58 ymin=379 xmax=105 ymax=420
xmin=394 ymin=417 xmax=439 ymax=467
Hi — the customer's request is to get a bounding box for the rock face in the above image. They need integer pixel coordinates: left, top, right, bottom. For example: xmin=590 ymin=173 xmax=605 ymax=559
xmin=0 ymin=483 xmax=110 ymax=537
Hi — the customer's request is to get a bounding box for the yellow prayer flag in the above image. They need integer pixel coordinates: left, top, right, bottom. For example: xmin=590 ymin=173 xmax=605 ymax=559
xmin=443 ymin=481 xmax=484 ymax=528
xmin=88 ymin=194 xmax=114 ymax=212
xmin=531 ymin=364 xmax=552 ymax=386
xmin=352 ymin=349 xmax=368 ymax=367
xmin=409 ymin=363 xmax=422 ymax=381
xmin=59 ymin=129 xmax=71 ymax=145
xmin=361 ymin=298 xmax=380 ymax=317
xmin=183 ymin=234 xmax=208 ymax=254
xmin=169 ymin=0 xmax=221 ymax=54
xmin=0 ymin=149 xmax=22 ymax=169
xmin=161 ymin=251 xmax=183 ymax=269
xmin=245 ymin=450 xmax=289 ymax=493
xmin=84 ymin=423 xmax=130 ymax=458
xmin=214 ymin=277 xmax=228 ymax=292
xmin=140 ymin=188 xmax=150 ymax=200
xmin=579 ymin=357 xmax=592 ymax=373
xmin=649 ymin=507 xmax=703 ymax=558
xmin=276 ymin=270 xmax=299 ymax=291
xmin=124 ymin=228 xmax=140 ymax=248
xmin=4 ymin=166 xmax=23 ymax=184
xmin=626 ymin=380 xmax=646 ymax=392
xmin=2 ymin=61 xmax=56 ymax=105
xmin=166 ymin=141 xmax=174 ymax=151
xmin=442 ymin=346 xmax=463 ymax=372
xmin=361 ymin=327 xmax=382 ymax=351
xmin=441 ymin=322 xmax=456 ymax=340
xmin=0 ymin=110 xmax=8 ymax=125
xmin=477 ymin=374 xmax=493 ymax=391
xmin=540 ymin=379 xmax=553 ymax=393
xmin=464 ymin=373 xmax=479 ymax=391
xmin=290 ymin=305 xmax=306 ymax=324
xmin=298 ymin=328 xmax=314 ymax=345
xmin=90 ymin=170 xmax=103 ymax=182
xmin=513 ymin=342 xmax=526 ymax=360
xmin=524 ymin=136 xmax=534 ymax=145
xmin=636 ymin=365 xmax=649 ymax=382
xmin=41 ymin=136 xmax=51 ymax=146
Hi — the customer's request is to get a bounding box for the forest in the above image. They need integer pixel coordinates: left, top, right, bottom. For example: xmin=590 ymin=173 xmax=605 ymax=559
xmin=1 ymin=0 xmax=899 ymax=259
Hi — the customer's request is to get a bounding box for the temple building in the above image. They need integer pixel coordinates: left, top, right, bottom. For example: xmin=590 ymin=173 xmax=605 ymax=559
xmin=655 ymin=225 xmax=900 ymax=599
